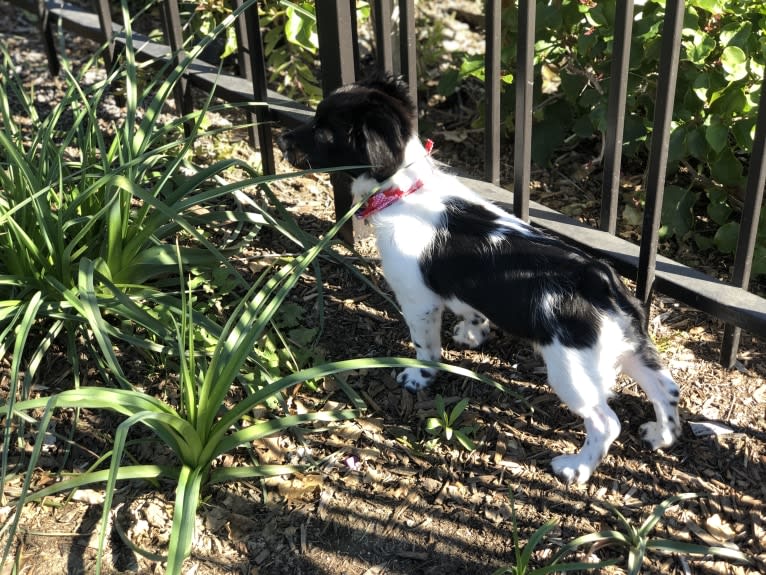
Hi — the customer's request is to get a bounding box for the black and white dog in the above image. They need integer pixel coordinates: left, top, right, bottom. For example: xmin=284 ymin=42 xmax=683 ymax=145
xmin=277 ymin=76 xmax=681 ymax=484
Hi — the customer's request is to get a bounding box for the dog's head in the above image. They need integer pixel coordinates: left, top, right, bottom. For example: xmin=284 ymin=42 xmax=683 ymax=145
xmin=277 ymin=76 xmax=415 ymax=181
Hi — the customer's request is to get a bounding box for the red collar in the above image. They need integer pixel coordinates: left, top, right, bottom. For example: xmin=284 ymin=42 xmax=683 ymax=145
xmin=356 ymin=139 xmax=434 ymax=220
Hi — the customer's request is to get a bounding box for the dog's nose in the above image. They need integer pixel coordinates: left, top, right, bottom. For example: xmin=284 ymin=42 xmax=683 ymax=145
xmin=276 ymin=132 xmax=292 ymax=153
xmin=276 ymin=133 xmax=298 ymax=165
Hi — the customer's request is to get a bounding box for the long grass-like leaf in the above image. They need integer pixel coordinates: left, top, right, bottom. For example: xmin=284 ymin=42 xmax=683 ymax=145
xmin=208 ymin=464 xmax=305 ymax=484
xmin=95 ymin=411 xmax=194 ymax=575
xmin=0 ymin=291 xmax=43 ymax=493
xmin=166 ymin=465 xmax=205 ymax=574
xmin=15 ymin=465 xmax=177 ymax=503
xmin=0 ymin=389 xmax=196 ymax=456
xmin=214 ymin=410 xmax=360 ymax=459
xmin=638 ymin=492 xmax=703 ymax=535
xmin=645 ymin=538 xmax=750 ymax=562
xmin=0 ymin=397 xmax=57 ymax=564
xmin=201 ymin=357 xmax=511 ymax=465
xmin=76 ymin=259 xmax=130 ymax=387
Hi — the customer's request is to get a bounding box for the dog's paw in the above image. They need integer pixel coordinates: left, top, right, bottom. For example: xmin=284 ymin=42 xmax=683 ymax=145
xmin=551 ymin=454 xmax=595 ymax=484
xmin=452 ymin=317 xmax=490 ymax=349
xmin=639 ymin=420 xmax=679 ymax=450
xmin=396 ymin=367 xmax=435 ymax=393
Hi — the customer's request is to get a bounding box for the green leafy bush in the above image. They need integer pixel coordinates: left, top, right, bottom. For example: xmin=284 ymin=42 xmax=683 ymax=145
xmin=446 ymin=0 xmax=766 ymax=273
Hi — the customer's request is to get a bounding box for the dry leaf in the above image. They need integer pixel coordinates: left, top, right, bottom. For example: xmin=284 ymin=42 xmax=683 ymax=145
xmin=705 ymin=513 xmax=737 ymax=541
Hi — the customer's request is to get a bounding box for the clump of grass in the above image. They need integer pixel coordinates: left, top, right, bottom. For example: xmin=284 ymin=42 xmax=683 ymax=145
xmin=551 ymin=493 xmax=751 ymax=574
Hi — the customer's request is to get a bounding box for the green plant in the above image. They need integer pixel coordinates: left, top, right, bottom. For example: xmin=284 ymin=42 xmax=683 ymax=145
xmin=492 ymin=493 xmax=616 ymax=574
xmin=424 ymin=394 xmax=477 ymax=451
xmin=553 ymin=493 xmax=750 ymax=574
xmin=0 ymin=0 xmax=291 ymax=503
xmin=444 ymin=0 xmax=766 ymax=273
xmin=183 ymin=0 xmax=239 ymax=61
xmin=260 ymin=0 xmax=323 ymax=105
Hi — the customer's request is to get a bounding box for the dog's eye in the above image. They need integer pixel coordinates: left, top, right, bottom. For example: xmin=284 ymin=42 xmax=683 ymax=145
xmin=314 ymin=127 xmax=334 ymax=145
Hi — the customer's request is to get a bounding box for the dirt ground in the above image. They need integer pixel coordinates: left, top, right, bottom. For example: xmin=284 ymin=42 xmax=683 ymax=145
xmin=1 ymin=2 xmax=765 ymax=574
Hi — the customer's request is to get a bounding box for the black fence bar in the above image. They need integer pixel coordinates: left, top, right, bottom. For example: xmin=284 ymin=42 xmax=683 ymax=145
xmin=398 ymin=0 xmax=417 ymax=112
xmin=93 ymin=0 xmax=116 ymax=71
xmin=315 ymin=1 xmax=358 ymax=244
xmin=513 ymin=0 xmax=535 ymax=221
xmin=159 ymin=0 xmax=193 ymax=125
xmin=720 ymin=76 xmax=766 ymax=366
xmin=36 ymin=0 xmax=59 ymax=75
xmin=599 ymin=0 xmax=634 ymax=235
xmin=315 ymin=1 xmax=356 ymax=95
xmin=484 ymin=0 xmax=501 ymax=185
xmin=635 ymin=0 xmax=684 ymax=304
xmin=373 ymin=0 xmax=394 ymax=73
xmin=242 ymin=1 xmax=275 ymax=175
xmin=234 ymin=0 xmax=258 ymax=150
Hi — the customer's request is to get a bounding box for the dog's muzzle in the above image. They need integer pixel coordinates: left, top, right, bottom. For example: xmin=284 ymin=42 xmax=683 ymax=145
xmin=276 ymin=133 xmax=305 ymax=168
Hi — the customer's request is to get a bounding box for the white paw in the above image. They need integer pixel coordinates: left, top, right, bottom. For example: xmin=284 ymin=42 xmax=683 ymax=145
xmin=639 ymin=421 xmax=678 ymax=450
xmin=452 ymin=318 xmax=490 ymax=349
xmin=396 ymin=367 xmax=435 ymax=393
xmin=551 ymin=454 xmax=595 ymax=484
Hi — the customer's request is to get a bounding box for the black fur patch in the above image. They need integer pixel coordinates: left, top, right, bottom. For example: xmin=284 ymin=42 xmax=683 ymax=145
xmin=420 ymin=198 xmax=643 ymax=349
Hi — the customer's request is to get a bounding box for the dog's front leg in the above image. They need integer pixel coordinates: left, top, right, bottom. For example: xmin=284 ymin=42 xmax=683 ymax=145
xmin=396 ymin=300 xmax=445 ymax=393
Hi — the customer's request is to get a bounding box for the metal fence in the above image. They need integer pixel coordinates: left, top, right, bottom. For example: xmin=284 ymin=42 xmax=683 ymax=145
xmin=7 ymin=0 xmax=766 ymax=366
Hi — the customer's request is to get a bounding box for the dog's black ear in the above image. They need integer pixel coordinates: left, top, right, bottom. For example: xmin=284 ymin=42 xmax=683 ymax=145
xmin=353 ymin=91 xmax=414 ymax=180
xmin=359 ymin=73 xmax=414 ymax=111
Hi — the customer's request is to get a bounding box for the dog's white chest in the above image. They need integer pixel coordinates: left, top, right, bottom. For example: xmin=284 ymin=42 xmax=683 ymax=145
xmin=366 ymin=202 xmax=440 ymax=297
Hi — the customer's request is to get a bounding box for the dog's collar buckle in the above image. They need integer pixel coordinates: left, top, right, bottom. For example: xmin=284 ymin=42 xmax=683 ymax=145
xmin=356 ymin=139 xmax=433 ymax=220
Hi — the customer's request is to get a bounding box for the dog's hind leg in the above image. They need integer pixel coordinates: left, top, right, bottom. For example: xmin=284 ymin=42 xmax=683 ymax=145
xmin=539 ymin=341 xmax=622 ymax=484
xmin=447 ymin=299 xmax=491 ymax=349
xmin=620 ymin=347 xmax=681 ymax=450
xmin=396 ymin=297 xmax=445 ymax=393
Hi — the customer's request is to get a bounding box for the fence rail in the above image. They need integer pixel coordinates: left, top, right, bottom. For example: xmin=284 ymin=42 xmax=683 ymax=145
xmin=6 ymin=0 xmax=766 ymax=366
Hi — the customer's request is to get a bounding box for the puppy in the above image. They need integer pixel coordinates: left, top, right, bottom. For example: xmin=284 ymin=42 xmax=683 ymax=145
xmin=277 ymin=76 xmax=681 ymax=484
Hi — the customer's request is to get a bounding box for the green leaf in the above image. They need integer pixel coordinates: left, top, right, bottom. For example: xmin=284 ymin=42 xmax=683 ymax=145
xmin=706 ymin=188 xmax=733 ymax=225
xmin=732 ymin=117 xmax=756 ymax=151
xmin=686 ymin=126 xmax=708 ymax=160
xmin=752 ymin=245 xmax=766 ymax=276
xmin=449 ymin=398 xmax=470 ymax=425
xmin=683 ymin=30 xmax=716 ymax=63
xmin=660 ymin=186 xmax=698 ymax=238
xmin=645 ymin=538 xmax=750 ymax=563
xmin=425 ymin=417 xmax=443 ymax=432
xmin=710 ymin=85 xmax=747 ymax=117
xmin=437 ymin=68 xmax=460 ymax=96
xmin=459 ymin=55 xmax=485 ymax=82
xmin=668 ymin=125 xmax=688 ymax=166
xmin=705 ymin=121 xmax=729 ymax=154
xmin=721 ymin=46 xmax=748 ymax=81
xmin=692 ymin=72 xmax=711 ymax=101
xmin=435 ymin=394 xmax=446 ymax=416
xmin=686 ymin=0 xmax=721 ymax=13
xmin=714 ymin=221 xmax=740 ymax=254
xmin=532 ymin=113 xmax=568 ymax=166
xmin=710 ymin=147 xmax=744 ymax=187
xmin=719 ymin=21 xmax=752 ymax=49
xmin=453 ymin=429 xmax=476 ymax=451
